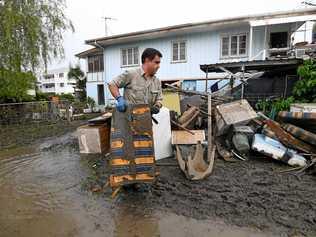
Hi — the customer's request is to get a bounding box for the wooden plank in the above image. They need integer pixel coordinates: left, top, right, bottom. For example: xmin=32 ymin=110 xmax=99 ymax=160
xmin=207 ymin=93 xmax=215 ymax=172
xmin=171 ymin=130 xmax=205 ymax=145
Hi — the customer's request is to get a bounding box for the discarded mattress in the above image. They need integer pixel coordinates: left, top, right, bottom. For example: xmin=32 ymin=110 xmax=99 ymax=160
xmin=282 ymin=123 xmax=316 ymax=146
xmin=109 ymin=105 xmax=157 ymax=190
xmin=278 ymin=111 xmax=316 ymax=132
xmin=251 ymin=134 xmax=307 ymax=167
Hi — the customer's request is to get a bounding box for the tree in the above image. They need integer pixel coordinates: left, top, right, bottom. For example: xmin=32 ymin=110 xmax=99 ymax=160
xmin=0 ymin=69 xmax=36 ymax=103
xmin=0 ymin=0 xmax=73 ymax=103
xmin=68 ymin=64 xmax=86 ymax=102
xmin=0 ymin=0 xmax=74 ymax=71
xmin=294 ymin=59 xmax=316 ymax=102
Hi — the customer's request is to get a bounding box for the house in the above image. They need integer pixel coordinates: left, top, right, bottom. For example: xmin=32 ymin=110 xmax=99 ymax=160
xmin=38 ymin=67 xmax=77 ymax=95
xmin=76 ymin=8 xmax=316 ymax=106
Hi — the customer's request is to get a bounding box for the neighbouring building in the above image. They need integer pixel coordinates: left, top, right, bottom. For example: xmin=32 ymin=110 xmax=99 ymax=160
xmin=76 ymin=8 xmax=316 ymax=106
xmin=38 ymin=67 xmax=77 ymax=95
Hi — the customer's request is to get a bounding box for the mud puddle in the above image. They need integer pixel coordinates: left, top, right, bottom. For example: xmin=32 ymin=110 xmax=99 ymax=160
xmin=0 ymin=132 xmax=313 ymax=236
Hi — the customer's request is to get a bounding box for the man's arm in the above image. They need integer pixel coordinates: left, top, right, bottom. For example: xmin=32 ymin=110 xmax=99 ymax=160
xmin=151 ymin=80 xmax=163 ymax=114
xmin=108 ymin=83 xmax=120 ymax=99
xmin=155 ymin=80 xmax=163 ymax=108
xmin=108 ymin=70 xmax=131 ymax=112
xmin=107 ymin=70 xmax=130 ymax=99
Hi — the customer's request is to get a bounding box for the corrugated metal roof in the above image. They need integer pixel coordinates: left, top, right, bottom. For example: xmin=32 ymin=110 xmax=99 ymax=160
xmin=86 ymin=8 xmax=316 ymax=46
xmin=75 ymin=47 xmax=103 ymax=58
xmin=200 ymin=58 xmax=303 ymax=73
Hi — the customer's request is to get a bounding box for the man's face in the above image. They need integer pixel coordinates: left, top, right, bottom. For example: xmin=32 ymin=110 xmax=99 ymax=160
xmin=145 ymin=55 xmax=161 ymax=76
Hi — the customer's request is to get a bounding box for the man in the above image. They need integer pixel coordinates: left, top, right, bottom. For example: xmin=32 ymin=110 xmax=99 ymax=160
xmin=108 ymin=48 xmax=163 ymax=114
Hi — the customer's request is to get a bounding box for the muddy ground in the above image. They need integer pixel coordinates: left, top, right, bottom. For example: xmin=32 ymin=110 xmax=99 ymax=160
xmin=0 ymin=113 xmax=99 ymax=149
xmin=1 ymin=130 xmax=316 ymax=237
xmin=84 ymin=141 xmax=316 ymax=237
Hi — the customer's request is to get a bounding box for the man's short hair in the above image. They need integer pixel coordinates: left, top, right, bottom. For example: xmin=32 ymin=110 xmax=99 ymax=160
xmin=141 ymin=48 xmax=162 ymax=64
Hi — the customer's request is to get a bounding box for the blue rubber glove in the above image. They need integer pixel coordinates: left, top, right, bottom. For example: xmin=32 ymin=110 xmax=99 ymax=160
xmin=116 ymin=96 xmax=127 ymax=112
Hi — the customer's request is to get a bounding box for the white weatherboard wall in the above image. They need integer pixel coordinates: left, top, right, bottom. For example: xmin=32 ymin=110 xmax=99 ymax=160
xmin=101 ymin=26 xmax=251 ymax=103
xmin=87 ymin=22 xmax=303 ymax=105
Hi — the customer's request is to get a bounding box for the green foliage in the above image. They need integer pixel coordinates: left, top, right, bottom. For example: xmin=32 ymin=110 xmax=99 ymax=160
xmin=256 ymin=59 xmax=316 ymax=116
xmin=59 ymin=93 xmax=75 ymax=102
xmin=35 ymin=91 xmax=50 ymax=101
xmin=72 ymin=101 xmax=86 ymax=113
xmin=0 ymin=68 xmax=36 ymax=103
xmin=68 ymin=64 xmax=86 ymax=102
xmin=0 ymin=0 xmax=74 ymax=71
xmin=294 ymin=59 xmax=316 ymax=102
xmin=256 ymin=97 xmax=295 ymax=119
xmin=87 ymin=96 xmax=96 ymax=109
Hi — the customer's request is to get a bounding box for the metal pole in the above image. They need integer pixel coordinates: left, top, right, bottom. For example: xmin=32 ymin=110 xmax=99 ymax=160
xmin=207 ymin=93 xmax=215 ymax=174
xmin=249 ymin=26 xmax=253 ymax=60
xmin=241 ymin=65 xmax=245 ymax=99
xmin=263 ymin=25 xmax=268 ymax=59
xmin=205 ymin=66 xmax=209 ymax=93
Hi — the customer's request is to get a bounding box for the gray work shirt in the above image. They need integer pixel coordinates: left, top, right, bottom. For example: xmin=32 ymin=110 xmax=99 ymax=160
xmin=109 ymin=67 xmax=162 ymax=107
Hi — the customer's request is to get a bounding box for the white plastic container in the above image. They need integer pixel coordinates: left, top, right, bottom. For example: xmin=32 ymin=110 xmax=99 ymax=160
xmin=152 ymin=107 xmax=173 ymax=160
xmin=251 ymin=134 xmax=307 ymax=167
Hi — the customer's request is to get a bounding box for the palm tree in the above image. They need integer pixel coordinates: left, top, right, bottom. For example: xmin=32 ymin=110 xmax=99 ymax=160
xmin=68 ymin=65 xmax=86 ymax=102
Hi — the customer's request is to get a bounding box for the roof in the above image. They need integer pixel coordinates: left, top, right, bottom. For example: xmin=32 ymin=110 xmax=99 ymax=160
xmin=86 ymin=8 xmax=316 ymax=47
xmin=200 ymin=58 xmax=304 ymax=74
xmin=75 ymin=47 xmax=103 ymax=58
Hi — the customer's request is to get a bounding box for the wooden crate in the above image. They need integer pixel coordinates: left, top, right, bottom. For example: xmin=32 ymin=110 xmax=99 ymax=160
xmin=77 ymin=124 xmax=110 ymax=154
xmin=215 ymin=99 xmax=257 ymax=136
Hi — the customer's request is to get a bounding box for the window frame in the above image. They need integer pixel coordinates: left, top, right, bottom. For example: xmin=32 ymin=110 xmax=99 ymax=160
xmin=220 ymin=33 xmax=248 ymax=59
xmin=87 ymin=54 xmax=104 ymax=73
xmin=120 ymin=47 xmax=139 ymax=67
xmin=171 ymin=40 xmax=187 ymax=63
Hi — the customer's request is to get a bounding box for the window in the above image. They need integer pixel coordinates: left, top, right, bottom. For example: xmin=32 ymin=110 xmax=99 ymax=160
xmin=88 ymin=54 xmax=104 ymax=73
xmin=239 ymin=35 xmax=247 ymax=55
xmin=59 ymin=73 xmax=64 ymax=78
xmin=43 ymin=74 xmax=54 ymax=79
xmin=60 ymin=83 xmax=64 ymax=87
xmin=172 ymin=41 xmax=186 ymax=62
xmin=121 ymin=47 xmax=139 ymax=67
xmin=270 ymin=32 xmax=288 ymax=48
xmin=45 ymin=83 xmax=55 ymax=88
xmin=221 ymin=37 xmax=229 ymax=57
xmin=221 ymin=34 xmax=247 ymax=58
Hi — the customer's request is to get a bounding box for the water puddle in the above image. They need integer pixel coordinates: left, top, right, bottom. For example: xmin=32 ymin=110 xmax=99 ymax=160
xmin=0 ymin=133 xmax=276 ymax=237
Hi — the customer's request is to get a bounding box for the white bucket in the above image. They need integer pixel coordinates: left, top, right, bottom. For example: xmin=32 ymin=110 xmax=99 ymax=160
xmin=152 ymin=107 xmax=173 ymax=160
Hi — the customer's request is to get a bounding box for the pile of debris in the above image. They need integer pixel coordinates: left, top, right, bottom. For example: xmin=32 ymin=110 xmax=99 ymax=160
xmin=77 ymin=86 xmax=316 ymax=190
xmin=170 ymin=91 xmax=316 ymax=179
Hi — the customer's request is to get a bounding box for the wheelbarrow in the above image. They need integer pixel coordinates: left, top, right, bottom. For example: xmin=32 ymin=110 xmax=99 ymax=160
xmin=172 ymin=95 xmax=216 ymax=180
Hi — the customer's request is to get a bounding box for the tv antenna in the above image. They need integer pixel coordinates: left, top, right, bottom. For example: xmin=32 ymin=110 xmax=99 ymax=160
xmin=102 ymin=16 xmax=117 ymax=36
xmin=302 ymin=1 xmax=316 ymax=6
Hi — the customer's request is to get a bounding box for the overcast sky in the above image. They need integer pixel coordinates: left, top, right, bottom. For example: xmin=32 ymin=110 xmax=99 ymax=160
xmin=49 ymin=0 xmax=312 ymax=70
